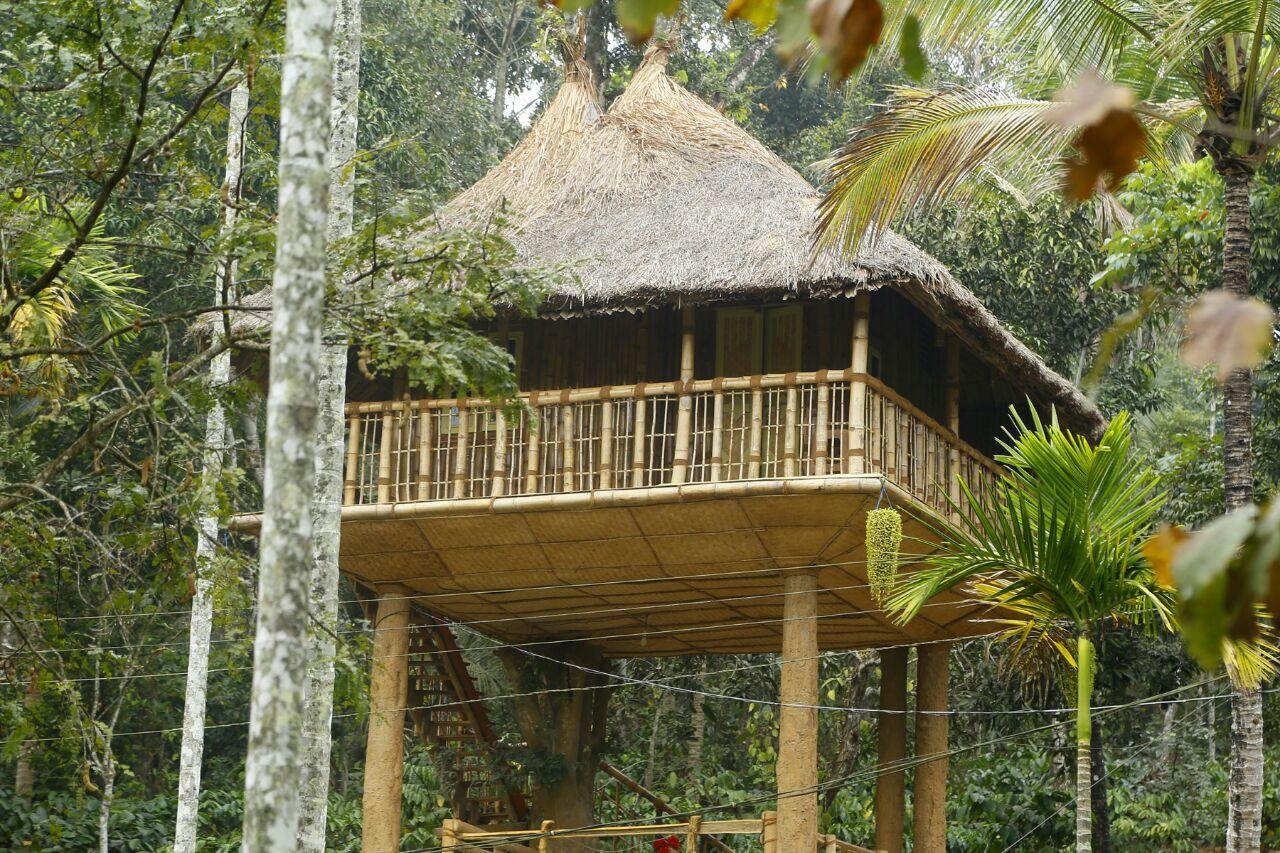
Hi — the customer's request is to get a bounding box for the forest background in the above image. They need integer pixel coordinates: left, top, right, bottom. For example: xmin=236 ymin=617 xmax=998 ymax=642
xmin=1 ymin=0 xmax=1279 ymax=849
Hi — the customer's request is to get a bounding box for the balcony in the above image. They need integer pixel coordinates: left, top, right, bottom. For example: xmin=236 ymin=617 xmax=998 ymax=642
xmin=341 ymin=369 xmax=999 ymax=517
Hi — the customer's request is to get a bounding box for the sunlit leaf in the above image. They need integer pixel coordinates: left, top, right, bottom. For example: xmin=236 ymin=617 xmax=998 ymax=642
xmin=1143 ymin=524 xmax=1189 ymax=589
xmin=616 ymin=0 xmax=679 ymax=43
xmin=1181 ymin=289 xmax=1276 ymax=382
xmin=1047 ymin=71 xmax=1146 ymax=201
xmin=725 ymin=0 xmax=777 ymax=33
xmin=808 ymin=0 xmax=883 ymax=81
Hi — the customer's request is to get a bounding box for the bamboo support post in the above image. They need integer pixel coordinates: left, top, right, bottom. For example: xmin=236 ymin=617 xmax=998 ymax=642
xmin=416 ymin=407 xmax=433 ymax=500
xmin=708 ymin=391 xmax=725 ymax=481
xmin=362 ymin=590 xmax=412 ymax=853
xmin=599 ymin=400 xmax=614 ymax=489
xmin=524 ymin=403 xmax=541 ymax=494
xmin=847 ymin=292 xmax=871 ymax=472
xmin=747 ymin=387 xmax=763 ymax=479
xmin=452 ymin=405 xmax=470 ymax=500
xmin=492 ymin=410 xmax=508 ymax=497
xmin=672 ymin=306 xmax=696 ymax=485
xmin=913 ymin=643 xmax=951 ymax=853
xmin=344 ymin=414 xmax=362 ymax=504
xmin=777 ymin=569 xmax=819 ymax=853
xmin=875 ymin=647 xmax=908 ymax=853
xmin=814 ymin=380 xmax=829 ymax=476
xmin=783 ymin=385 xmax=799 ymax=478
xmin=377 ymin=411 xmax=395 ymax=503
xmin=560 ymin=405 xmax=575 ymax=492
xmin=538 ymin=819 xmax=554 ymax=853
xmin=632 ymin=393 xmax=647 ymax=486
xmin=945 ymin=338 xmax=961 ymax=516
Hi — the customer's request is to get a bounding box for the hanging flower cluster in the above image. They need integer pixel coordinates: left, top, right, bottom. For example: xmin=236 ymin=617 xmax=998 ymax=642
xmin=866 ymin=507 xmax=903 ymax=605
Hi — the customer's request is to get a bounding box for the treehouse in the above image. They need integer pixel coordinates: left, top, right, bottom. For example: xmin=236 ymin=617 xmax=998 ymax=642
xmin=235 ymin=39 xmax=1102 ymax=853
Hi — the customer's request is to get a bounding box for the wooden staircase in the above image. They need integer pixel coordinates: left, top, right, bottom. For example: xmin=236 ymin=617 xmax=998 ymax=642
xmin=405 ymin=609 xmax=529 ymax=826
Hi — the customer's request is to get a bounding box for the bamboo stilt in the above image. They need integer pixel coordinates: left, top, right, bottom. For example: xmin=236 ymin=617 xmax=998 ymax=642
xmin=777 ymin=569 xmax=819 ymax=853
xmin=913 ymin=643 xmax=951 ymax=853
xmin=875 ymin=647 xmax=908 ymax=853
xmin=362 ymin=590 xmax=412 ymax=853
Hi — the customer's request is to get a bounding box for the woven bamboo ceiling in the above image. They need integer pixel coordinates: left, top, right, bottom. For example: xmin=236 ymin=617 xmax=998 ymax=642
xmin=309 ymin=477 xmax=1001 ymax=657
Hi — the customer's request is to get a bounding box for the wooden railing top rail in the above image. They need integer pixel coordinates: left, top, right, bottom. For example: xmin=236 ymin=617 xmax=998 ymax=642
xmin=343 ymin=368 xmax=1002 ymax=480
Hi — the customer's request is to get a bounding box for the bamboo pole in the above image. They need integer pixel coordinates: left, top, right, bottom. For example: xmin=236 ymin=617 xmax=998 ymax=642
xmin=777 ymin=569 xmax=819 ymax=853
xmin=632 ymin=393 xmax=647 ymax=486
xmin=377 ymin=411 xmax=394 ymax=504
xmin=783 ymin=386 xmax=799 ymax=478
xmin=599 ymin=400 xmax=614 ymax=490
xmin=416 ymin=407 xmax=433 ymax=501
xmin=945 ymin=337 xmax=961 ymax=516
xmin=687 ymin=815 xmax=702 ymax=853
xmin=451 ymin=404 xmax=469 ymax=500
xmin=875 ymin=647 xmax=908 ymax=853
xmin=362 ymin=590 xmax=412 ymax=853
xmin=343 ymin=415 xmax=362 ymax=504
xmin=913 ymin=643 xmax=951 ymax=853
xmin=672 ymin=306 xmax=696 ymax=485
xmin=847 ymin=292 xmax=871 ymax=472
xmin=492 ymin=410 xmax=507 ymax=497
xmin=525 ymin=404 xmax=541 ymax=494
xmin=538 ymin=820 xmax=553 ymax=853
xmin=747 ymin=387 xmax=763 ymax=479
xmin=814 ymin=381 xmax=829 ymax=476
xmin=761 ymin=811 xmax=778 ymax=853
xmin=560 ymin=405 xmax=576 ymax=492
xmin=710 ymin=391 xmax=725 ymax=482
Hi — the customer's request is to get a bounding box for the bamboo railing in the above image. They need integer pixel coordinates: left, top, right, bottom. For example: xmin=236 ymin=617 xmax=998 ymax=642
xmin=439 ymin=811 xmax=879 ymax=852
xmin=342 ymin=370 xmax=1000 ymax=519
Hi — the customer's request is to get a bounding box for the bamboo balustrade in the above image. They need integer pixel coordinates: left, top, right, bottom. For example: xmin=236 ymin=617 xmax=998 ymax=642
xmin=342 ymin=370 xmax=1000 ymax=519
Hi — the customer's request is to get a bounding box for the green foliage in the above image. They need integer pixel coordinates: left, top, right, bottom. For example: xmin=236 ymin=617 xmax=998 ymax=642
xmin=865 ymin=507 xmax=902 ymax=605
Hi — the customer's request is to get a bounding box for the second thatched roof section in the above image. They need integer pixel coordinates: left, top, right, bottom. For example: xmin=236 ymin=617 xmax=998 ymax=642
xmin=442 ymin=42 xmax=1104 ymax=437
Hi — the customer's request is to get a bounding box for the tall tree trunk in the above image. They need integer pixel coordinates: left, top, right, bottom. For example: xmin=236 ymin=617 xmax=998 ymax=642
xmin=1075 ymin=634 xmax=1094 ymax=853
xmin=492 ymin=52 xmax=509 ymax=123
xmin=645 ymin=691 xmax=670 ymax=790
xmin=1090 ymin=726 xmax=1111 ymax=853
xmin=297 ymin=0 xmax=361 ymax=847
xmin=240 ymin=0 xmax=335 ymax=847
xmin=1220 ymin=165 xmax=1264 ymax=853
xmin=97 ymin=753 xmax=116 ymax=853
xmin=584 ymin=3 xmax=609 ymax=102
xmin=174 ymin=77 xmax=250 ymax=853
xmin=714 ymin=34 xmax=776 ymax=108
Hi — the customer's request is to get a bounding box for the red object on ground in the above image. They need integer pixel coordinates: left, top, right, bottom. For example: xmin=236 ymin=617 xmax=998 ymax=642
xmin=652 ymin=835 xmax=681 ymax=852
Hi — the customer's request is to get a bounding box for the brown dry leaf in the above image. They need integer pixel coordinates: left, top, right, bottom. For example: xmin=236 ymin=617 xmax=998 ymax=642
xmin=1046 ymin=71 xmax=1146 ymax=201
xmin=1144 ymin=524 xmax=1190 ymax=589
xmin=1181 ymin=290 xmax=1277 ymax=382
xmin=808 ymin=0 xmax=883 ymax=81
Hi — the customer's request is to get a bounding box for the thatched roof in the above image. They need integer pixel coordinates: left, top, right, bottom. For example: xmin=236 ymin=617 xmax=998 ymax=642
xmin=223 ymin=41 xmax=1104 ymax=437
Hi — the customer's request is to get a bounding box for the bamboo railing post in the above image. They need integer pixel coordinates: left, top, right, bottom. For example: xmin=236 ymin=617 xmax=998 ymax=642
xmin=945 ymin=337 xmax=961 ymax=517
xmin=441 ymin=818 xmax=460 ymax=851
xmin=377 ymin=409 xmax=395 ymax=503
xmin=747 ymin=386 xmax=763 ymax=479
xmin=672 ymin=306 xmax=696 ymax=485
xmin=416 ymin=405 xmax=433 ymax=501
xmin=538 ymin=819 xmax=554 ymax=853
xmin=783 ymin=383 xmax=799 ymax=478
xmin=451 ymin=403 xmax=469 ymax=500
xmin=599 ymin=399 xmax=615 ymax=489
xmin=847 ymin=292 xmax=871 ymax=473
xmin=761 ymin=811 xmax=778 ymax=853
xmin=491 ymin=409 xmax=507 ymax=497
xmin=632 ymin=390 xmax=647 ymax=486
xmin=524 ymin=399 xmax=541 ymax=494
xmin=687 ymin=814 xmax=702 ymax=853
xmin=814 ymin=377 xmax=829 ymax=476
xmin=560 ymin=403 xmax=575 ymax=492
xmin=710 ymin=389 xmax=725 ymax=482
xmin=343 ymin=413 xmax=362 ymax=504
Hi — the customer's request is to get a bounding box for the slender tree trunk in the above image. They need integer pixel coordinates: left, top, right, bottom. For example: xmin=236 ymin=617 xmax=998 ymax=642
xmin=240 ymin=0 xmax=335 ymax=848
xmin=97 ymin=754 xmax=116 ymax=853
xmin=687 ymin=658 xmax=708 ymax=781
xmin=492 ymin=52 xmax=509 ymax=122
xmin=1220 ymin=166 xmax=1264 ymax=853
xmin=1090 ymin=727 xmax=1111 ymax=853
xmin=714 ymin=34 xmax=776 ymax=108
xmin=645 ymin=691 xmax=670 ymax=790
xmin=1075 ymin=634 xmax=1094 ymax=853
xmin=14 ymin=675 xmax=37 ymax=798
xmin=297 ymin=0 xmax=360 ymax=847
xmin=174 ymin=78 xmax=250 ymax=853
xmin=241 ymin=396 xmax=266 ymax=490
xmin=584 ymin=3 xmax=609 ymax=101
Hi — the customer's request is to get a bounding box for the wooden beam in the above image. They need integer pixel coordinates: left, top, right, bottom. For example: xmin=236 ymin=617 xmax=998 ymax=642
xmin=913 ymin=643 xmax=950 ymax=853
xmin=945 ymin=338 xmax=961 ymax=514
xmin=776 ymin=569 xmax=819 ymax=853
xmin=363 ymin=590 xmax=413 ymax=853
xmin=874 ymin=646 xmax=907 ymax=853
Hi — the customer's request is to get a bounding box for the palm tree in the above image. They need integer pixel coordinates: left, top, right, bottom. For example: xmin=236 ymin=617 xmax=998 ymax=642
xmin=816 ymin=6 xmax=1279 ymax=846
xmin=889 ymin=409 xmax=1171 ymax=851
